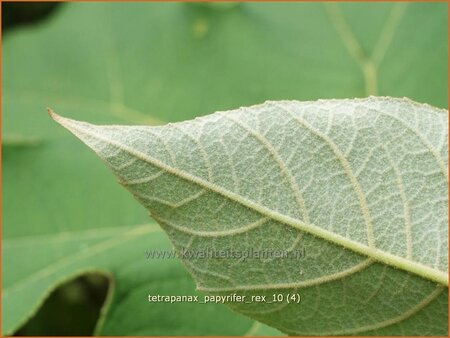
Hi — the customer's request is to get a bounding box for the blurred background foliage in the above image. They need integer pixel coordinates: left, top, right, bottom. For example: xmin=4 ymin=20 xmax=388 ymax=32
xmin=2 ymin=2 xmax=60 ymax=32
xmin=5 ymin=4 xmax=93 ymax=336
xmin=2 ymin=1 xmax=447 ymax=336
xmin=4 ymin=5 xmax=111 ymax=336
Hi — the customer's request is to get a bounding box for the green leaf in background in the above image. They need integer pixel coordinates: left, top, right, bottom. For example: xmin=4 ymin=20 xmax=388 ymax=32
xmin=2 ymin=2 xmax=447 ymax=336
xmin=51 ymin=97 xmax=448 ymax=335
xmin=3 ymin=222 xmax=280 ymax=336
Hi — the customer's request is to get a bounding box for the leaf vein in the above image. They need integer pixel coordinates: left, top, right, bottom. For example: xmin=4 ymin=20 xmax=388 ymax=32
xmin=50 ymin=112 xmax=448 ymax=285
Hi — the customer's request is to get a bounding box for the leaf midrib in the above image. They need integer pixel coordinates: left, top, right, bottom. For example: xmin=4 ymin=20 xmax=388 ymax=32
xmin=2 ymin=223 xmax=154 ymax=246
xmin=52 ymin=112 xmax=448 ymax=286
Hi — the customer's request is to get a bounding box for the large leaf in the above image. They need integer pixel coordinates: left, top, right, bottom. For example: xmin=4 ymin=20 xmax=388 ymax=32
xmin=51 ymin=97 xmax=448 ymax=335
xmin=3 ymin=2 xmax=447 ymax=335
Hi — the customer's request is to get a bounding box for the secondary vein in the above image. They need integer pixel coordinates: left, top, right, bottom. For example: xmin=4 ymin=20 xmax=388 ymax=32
xmin=50 ymin=112 xmax=449 ymax=286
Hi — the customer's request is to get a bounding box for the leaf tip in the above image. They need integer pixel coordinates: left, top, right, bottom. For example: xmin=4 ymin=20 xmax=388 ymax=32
xmin=47 ymin=107 xmax=63 ymax=124
xmin=47 ymin=107 xmax=56 ymax=117
xmin=47 ymin=108 xmax=76 ymax=130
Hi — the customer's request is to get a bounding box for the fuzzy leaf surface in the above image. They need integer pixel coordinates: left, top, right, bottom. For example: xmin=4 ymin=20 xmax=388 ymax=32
xmin=52 ymin=97 xmax=449 ymax=335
